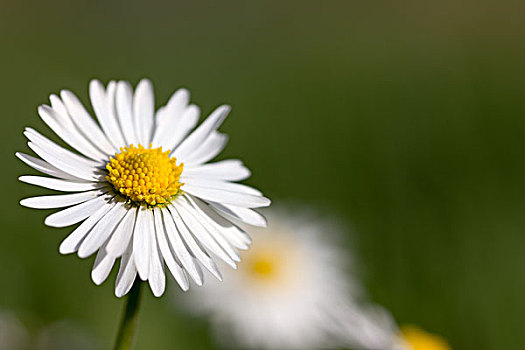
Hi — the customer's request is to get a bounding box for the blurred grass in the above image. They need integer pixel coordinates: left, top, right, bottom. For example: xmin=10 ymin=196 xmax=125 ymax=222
xmin=1 ymin=0 xmax=525 ymax=349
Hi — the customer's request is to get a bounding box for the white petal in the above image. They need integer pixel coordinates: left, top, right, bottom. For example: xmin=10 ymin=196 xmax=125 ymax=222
xmin=60 ymin=90 xmax=116 ymax=154
xmin=92 ymin=242 xmax=117 ymax=285
xmin=48 ymin=94 xmax=110 ymax=160
xmin=24 ymin=127 xmax=101 ymax=169
xmin=133 ymin=206 xmax=152 ymax=280
xmin=116 ymin=81 xmax=138 ymax=146
xmin=182 ymin=178 xmax=263 ymax=196
xmin=168 ymin=204 xmax=222 ymax=281
xmin=49 ymin=94 xmax=70 ymax=121
xmin=183 ymin=195 xmax=241 ymax=261
xmin=215 ymin=228 xmax=250 ymax=250
xmin=147 ymin=226 xmax=166 ymax=297
xmin=20 ymin=189 xmax=107 ymax=209
xmin=59 ymin=199 xmax=115 ymax=254
xmin=157 ymin=88 xmax=190 ymax=127
xmin=153 ymin=207 xmax=189 ymax=291
xmin=27 ymin=141 xmax=100 ymax=181
xmin=182 ymin=184 xmax=270 ymax=208
xmin=133 ymin=79 xmax=155 ymax=145
xmin=209 ymin=201 xmax=267 ymax=227
xmin=45 ymin=194 xmax=113 ymax=228
xmin=177 ymin=196 xmax=237 ymax=267
xmin=78 ymin=201 xmax=128 ymax=258
xmin=161 ymin=207 xmax=203 ymax=286
xmin=193 ymin=198 xmax=252 ymax=249
xmin=18 ymin=176 xmax=105 ymax=192
xmin=153 ymin=106 xmax=167 ymax=130
xmin=154 ymin=105 xmax=200 ymax=151
xmin=115 ymin=245 xmax=137 ymax=298
xmin=182 ymin=159 xmax=251 ymax=181
xmin=173 ymin=105 xmax=230 ymax=159
xmin=89 ymin=80 xmax=126 ymax=149
xmin=107 ymin=81 xmax=128 ymax=146
xmin=38 ymin=104 xmax=108 ymax=162
xmin=106 ymin=208 xmax=137 ymax=258
xmin=16 ymin=153 xmax=82 ymax=181
xmin=181 ymin=132 xmax=228 ymax=165
xmin=151 ymin=89 xmax=192 ymax=148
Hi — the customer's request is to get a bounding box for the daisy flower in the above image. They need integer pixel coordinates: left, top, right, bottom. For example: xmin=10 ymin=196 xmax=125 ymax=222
xmin=17 ymin=79 xmax=270 ymax=297
xmin=181 ymin=206 xmax=407 ymax=350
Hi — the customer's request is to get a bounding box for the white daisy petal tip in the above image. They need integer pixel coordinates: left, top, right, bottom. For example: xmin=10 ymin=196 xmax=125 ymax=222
xmin=223 ymin=259 xmax=237 ymax=270
xmin=115 ymin=289 xmax=127 ymax=298
xmin=218 ymin=104 xmax=231 ymax=113
xmin=48 ymin=94 xmax=60 ymax=106
xmin=59 ymin=89 xmax=74 ymax=104
xmin=89 ymin=78 xmax=102 ymax=90
xmin=137 ymin=77 xmax=153 ymax=88
xmin=91 ymin=261 xmax=114 ymax=286
xmin=77 ymin=248 xmax=94 ymax=259
xmin=58 ymin=241 xmax=75 ymax=255
xmin=44 ymin=216 xmax=62 ymax=228
xmin=214 ymin=104 xmax=231 ymax=124
xmin=37 ymin=104 xmax=51 ymax=116
xmin=175 ymin=87 xmax=190 ymax=98
xmin=19 ymin=193 xmax=96 ymax=210
xmin=135 ymin=262 xmax=149 ymax=281
xmin=91 ymin=275 xmax=103 ymax=286
xmin=260 ymin=196 xmax=271 ymax=207
xmin=151 ymin=284 xmax=166 ymax=298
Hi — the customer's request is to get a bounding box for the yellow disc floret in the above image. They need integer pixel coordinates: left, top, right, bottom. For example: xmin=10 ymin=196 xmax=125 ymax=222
xmin=251 ymin=256 xmax=277 ymax=278
xmin=244 ymin=249 xmax=283 ymax=283
xmin=106 ymin=144 xmax=183 ymax=206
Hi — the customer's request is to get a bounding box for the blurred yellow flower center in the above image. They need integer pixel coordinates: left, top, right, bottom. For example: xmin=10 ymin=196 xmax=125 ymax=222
xmin=245 ymin=252 xmax=280 ymax=281
xmin=252 ymin=259 xmax=275 ymax=276
xmin=106 ymin=144 xmax=184 ymax=206
xmin=401 ymin=326 xmax=451 ymax=350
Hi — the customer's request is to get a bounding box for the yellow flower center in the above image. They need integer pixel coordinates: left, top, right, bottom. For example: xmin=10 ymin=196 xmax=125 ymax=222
xmin=106 ymin=144 xmax=183 ymax=206
xmin=244 ymin=251 xmax=281 ymax=282
xmin=251 ymin=257 xmax=277 ymax=278
xmin=401 ymin=326 xmax=451 ymax=350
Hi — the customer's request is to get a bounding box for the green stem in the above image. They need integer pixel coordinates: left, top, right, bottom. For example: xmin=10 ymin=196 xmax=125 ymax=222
xmin=113 ymin=279 xmax=143 ymax=350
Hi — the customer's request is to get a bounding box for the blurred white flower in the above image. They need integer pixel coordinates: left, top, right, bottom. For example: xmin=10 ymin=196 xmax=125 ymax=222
xmin=182 ymin=206 xmax=407 ymax=349
xmin=17 ymin=79 xmax=270 ymax=297
xmin=0 ymin=312 xmax=29 ymax=350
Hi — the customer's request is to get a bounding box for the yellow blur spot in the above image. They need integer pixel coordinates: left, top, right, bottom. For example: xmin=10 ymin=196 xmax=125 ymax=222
xmin=106 ymin=144 xmax=183 ymax=206
xmin=252 ymin=258 xmax=276 ymax=277
xmin=401 ymin=325 xmax=451 ymax=350
xmin=245 ymin=251 xmax=281 ymax=281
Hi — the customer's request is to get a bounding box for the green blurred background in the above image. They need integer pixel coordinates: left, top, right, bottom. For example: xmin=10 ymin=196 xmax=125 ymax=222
xmin=1 ymin=0 xmax=525 ymax=349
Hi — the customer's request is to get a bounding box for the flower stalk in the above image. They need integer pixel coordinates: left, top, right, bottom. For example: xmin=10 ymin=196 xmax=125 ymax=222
xmin=113 ymin=279 xmax=143 ymax=350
